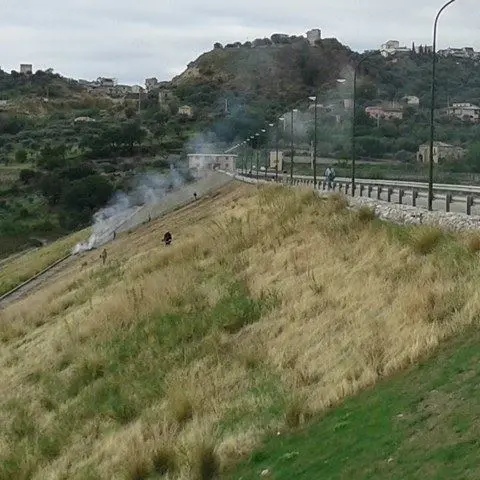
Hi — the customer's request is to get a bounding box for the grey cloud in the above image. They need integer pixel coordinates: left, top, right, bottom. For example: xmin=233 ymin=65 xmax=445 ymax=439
xmin=1 ymin=0 xmax=478 ymax=84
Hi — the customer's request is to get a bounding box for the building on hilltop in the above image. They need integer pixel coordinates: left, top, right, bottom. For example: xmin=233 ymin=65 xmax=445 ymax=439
xmin=306 ymin=29 xmax=322 ymax=46
xmin=20 ymin=64 xmax=33 ymax=74
xmin=188 ymin=153 xmax=237 ymax=173
xmin=97 ymin=77 xmax=117 ymax=87
xmin=438 ymin=47 xmax=479 ymax=59
xmin=380 ymin=40 xmax=410 ymax=57
xmin=417 ymin=142 xmax=465 ymax=164
xmin=447 ymin=102 xmax=480 ymax=122
xmin=145 ymin=77 xmax=158 ymax=92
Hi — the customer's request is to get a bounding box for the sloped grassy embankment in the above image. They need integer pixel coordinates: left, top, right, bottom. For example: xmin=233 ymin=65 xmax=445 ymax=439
xmin=1 ymin=182 xmax=480 ymax=479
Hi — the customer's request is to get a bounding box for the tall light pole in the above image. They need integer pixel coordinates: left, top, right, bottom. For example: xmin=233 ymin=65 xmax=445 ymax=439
xmin=309 ymin=95 xmax=318 ymax=187
xmin=267 ymin=124 xmax=274 ymax=179
xmin=249 ymin=135 xmax=255 ymax=174
xmin=255 ymin=132 xmax=260 ymax=179
xmin=352 ymin=51 xmax=379 ymax=196
xmin=276 ymin=117 xmax=284 ymax=182
xmin=290 ymin=109 xmax=298 ymax=183
xmin=428 ymin=0 xmax=457 ymax=211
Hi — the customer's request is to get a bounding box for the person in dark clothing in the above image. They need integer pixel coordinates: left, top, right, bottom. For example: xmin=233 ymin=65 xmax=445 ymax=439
xmin=163 ymin=231 xmax=172 ymax=246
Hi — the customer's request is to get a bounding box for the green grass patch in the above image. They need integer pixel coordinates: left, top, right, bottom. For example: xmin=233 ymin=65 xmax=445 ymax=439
xmin=230 ymin=326 xmax=480 ymax=480
xmin=3 ymin=277 xmax=278 ymax=478
xmin=0 ymin=228 xmax=90 ymax=296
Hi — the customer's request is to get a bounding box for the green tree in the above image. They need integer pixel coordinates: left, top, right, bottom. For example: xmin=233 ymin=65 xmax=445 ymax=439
xmin=14 ymin=148 xmax=28 ymax=163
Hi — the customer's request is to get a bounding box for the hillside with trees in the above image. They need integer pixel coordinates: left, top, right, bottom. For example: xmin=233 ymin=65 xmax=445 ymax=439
xmin=2 ymin=35 xmax=480 ymax=256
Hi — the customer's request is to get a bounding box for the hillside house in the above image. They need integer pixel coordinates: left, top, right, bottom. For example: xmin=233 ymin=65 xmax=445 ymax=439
xmin=365 ymin=105 xmax=403 ymax=120
xmin=438 ymin=47 xmax=479 ymax=59
xmin=188 ymin=153 xmax=237 ymax=172
xmin=402 ymin=95 xmax=420 ymax=106
xmin=97 ymin=77 xmax=117 ymax=87
xmin=446 ymin=102 xmax=480 ymax=122
xmin=380 ymin=40 xmax=410 ymax=57
xmin=417 ymin=142 xmax=465 ymax=164
xmin=178 ymin=105 xmax=193 ymax=117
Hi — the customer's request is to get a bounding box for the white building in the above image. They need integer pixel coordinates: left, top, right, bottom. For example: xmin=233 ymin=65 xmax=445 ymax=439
xmin=402 ymin=95 xmax=420 ymax=106
xmin=178 ymin=105 xmax=193 ymax=117
xmin=306 ymin=29 xmax=321 ymax=46
xmin=97 ymin=77 xmax=117 ymax=87
xmin=438 ymin=47 xmax=479 ymax=59
xmin=188 ymin=153 xmax=237 ymax=172
xmin=380 ymin=40 xmax=410 ymax=57
xmin=447 ymin=102 xmax=480 ymax=122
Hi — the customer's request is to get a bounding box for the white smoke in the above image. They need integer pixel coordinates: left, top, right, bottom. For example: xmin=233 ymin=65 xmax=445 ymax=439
xmin=72 ymin=165 xmax=188 ymax=255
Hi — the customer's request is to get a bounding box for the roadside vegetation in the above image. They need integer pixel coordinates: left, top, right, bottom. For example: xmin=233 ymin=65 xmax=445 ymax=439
xmin=2 ymin=182 xmax=480 ymax=479
xmin=0 ymin=228 xmax=90 ymax=297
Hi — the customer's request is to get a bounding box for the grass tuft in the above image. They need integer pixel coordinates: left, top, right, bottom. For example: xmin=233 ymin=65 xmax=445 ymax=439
xmin=166 ymin=386 xmax=194 ymax=426
xmin=357 ymin=206 xmax=376 ymax=223
xmin=411 ymin=227 xmax=444 ymax=255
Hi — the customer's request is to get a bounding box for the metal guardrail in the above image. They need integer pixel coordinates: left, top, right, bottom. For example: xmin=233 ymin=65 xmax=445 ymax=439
xmin=234 ymin=169 xmax=480 ymax=216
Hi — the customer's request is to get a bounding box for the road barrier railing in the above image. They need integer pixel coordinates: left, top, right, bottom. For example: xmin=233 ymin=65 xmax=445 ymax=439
xmin=232 ymin=169 xmax=480 ymax=216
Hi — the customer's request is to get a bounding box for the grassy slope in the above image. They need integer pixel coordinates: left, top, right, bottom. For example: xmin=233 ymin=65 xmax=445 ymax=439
xmin=2 ymin=182 xmax=480 ymax=479
xmin=232 ymin=326 xmax=480 ymax=480
xmin=0 ymin=229 xmax=90 ymax=296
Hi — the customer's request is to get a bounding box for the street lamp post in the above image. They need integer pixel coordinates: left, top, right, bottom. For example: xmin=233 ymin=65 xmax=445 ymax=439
xmin=352 ymin=51 xmax=379 ymax=197
xmin=255 ymin=133 xmax=260 ymax=179
xmin=309 ymin=96 xmax=318 ymax=187
xmin=267 ymin=124 xmax=274 ymax=179
xmin=290 ymin=109 xmax=298 ymax=183
xmin=428 ymin=0 xmax=457 ymax=211
xmin=249 ymin=136 xmax=255 ymax=174
xmin=276 ymin=117 xmax=284 ymax=182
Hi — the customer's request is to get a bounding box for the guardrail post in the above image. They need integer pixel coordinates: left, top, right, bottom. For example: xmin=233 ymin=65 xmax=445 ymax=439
xmin=467 ymin=195 xmax=474 ymax=215
xmin=359 ymin=184 xmax=365 ymax=197
xmin=387 ymin=188 xmax=393 ymax=203
xmin=367 ymin=186 xmax=373 ymax=198
xmin=412 ymin=190 xmax=418 ymax=207
xmin=398 ymin=189 xmax=404 ymax=205
xmin=345 ymin=184 xmax=350 ymax=195
xmin=445 ymin=193 xmax=452 ymax=213
xmin=376 ymin=187 xmax=382 ymax=200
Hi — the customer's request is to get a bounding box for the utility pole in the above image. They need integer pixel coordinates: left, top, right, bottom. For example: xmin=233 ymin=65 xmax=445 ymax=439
xmin=290 ymin=110 xmax=295 ymax=183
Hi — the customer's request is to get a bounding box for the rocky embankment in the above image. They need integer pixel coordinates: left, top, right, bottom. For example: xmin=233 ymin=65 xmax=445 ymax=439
xmin=350 ymin=196 xmax=480 ymax=231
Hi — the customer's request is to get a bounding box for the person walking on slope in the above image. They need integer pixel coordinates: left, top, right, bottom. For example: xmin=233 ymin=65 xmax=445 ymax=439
xmin=100 ymin=248 xmax=107 ymax=265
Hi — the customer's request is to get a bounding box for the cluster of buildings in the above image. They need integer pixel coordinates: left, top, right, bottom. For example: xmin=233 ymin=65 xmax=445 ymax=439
xmin=380 ymin=40 xmax=480 ymax=59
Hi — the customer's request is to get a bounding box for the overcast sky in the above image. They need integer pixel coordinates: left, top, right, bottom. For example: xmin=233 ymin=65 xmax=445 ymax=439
xmin=1 ymin=0 xmax=479 ymax=85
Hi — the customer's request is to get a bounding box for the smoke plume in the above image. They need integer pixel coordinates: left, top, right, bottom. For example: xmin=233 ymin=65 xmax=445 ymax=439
xmin=72 ymin=165 xmax=188 ymax=255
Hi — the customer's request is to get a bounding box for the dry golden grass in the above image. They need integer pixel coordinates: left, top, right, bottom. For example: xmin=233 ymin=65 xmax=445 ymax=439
xmin=1 ymin=182 xmax=480 ymax=479
xmin=0 ymin=228 xmax=90 ymax=296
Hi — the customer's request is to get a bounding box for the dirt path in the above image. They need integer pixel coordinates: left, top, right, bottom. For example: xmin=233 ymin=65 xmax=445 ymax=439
xmin=0 ymin=256 xmax=77 ymax=310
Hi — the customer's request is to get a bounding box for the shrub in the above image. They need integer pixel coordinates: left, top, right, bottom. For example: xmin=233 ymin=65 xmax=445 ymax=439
xmin=357 ymin=206 xmax=376 ymax=223
xmin=411 ymin=228 xmax=443 ymax=255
